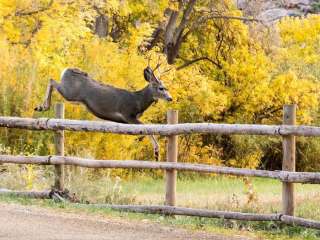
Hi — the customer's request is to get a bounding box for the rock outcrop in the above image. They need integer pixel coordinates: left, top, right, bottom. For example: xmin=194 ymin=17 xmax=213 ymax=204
xmin=235 ymin=0 xmax=320 ymax=22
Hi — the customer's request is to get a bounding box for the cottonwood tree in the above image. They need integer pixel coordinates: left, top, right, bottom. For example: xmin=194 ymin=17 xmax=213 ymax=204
xmin=140 ymin=0 xmax=260 ymax=68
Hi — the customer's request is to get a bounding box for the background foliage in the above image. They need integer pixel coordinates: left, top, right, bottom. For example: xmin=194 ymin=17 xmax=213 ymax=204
xmin=0 ymin=0 xmax=320 ymax=176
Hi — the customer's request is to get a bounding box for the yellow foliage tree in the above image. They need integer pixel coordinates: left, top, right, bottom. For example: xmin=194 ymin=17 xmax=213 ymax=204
xmin=0 ymin=1 xmax=319 ymax=172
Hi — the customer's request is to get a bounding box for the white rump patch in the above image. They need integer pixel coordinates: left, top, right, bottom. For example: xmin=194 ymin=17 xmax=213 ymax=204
xmin=114 ymin=112 xmax=124 ymax=118
xmin=111 ymin=112 xmax=126 ymax=122
xmin=60 ymin=68 xmax=69 ymax=80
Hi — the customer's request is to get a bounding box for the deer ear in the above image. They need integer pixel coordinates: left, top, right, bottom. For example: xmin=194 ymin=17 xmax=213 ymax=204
xmin=144 ymin=67 xmax=152 ymax=82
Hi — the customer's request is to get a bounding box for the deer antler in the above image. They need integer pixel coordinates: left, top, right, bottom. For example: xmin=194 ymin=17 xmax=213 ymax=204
xmin=147 ymin=55 xmax=152 ymax=68
xmin=160 ymin=68 xmax=172 ymax=76
xmin=153 ymin=55 xmax=162 ymax=72
xmin=157 ymin=57 xmax=172 ymax=79
xmin=147 ymin=55 xmax=172 ymax=80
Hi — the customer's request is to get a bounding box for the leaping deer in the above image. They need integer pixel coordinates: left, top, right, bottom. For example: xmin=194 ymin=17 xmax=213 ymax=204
xmin=34 ymin=61 xmax=172 ymax=161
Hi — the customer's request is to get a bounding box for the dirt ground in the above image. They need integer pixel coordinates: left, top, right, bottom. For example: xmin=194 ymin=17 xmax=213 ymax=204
xmin=0 ymin=203 xmax=252 ymax=240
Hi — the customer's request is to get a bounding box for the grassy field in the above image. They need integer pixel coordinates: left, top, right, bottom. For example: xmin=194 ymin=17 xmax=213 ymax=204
xmin=118 ymin=176 xmax=320 ymax=218
xmin=55 ymin=171 xmax=320 ymax=219
xmin=1 ymin=167 xmax=320 ymax=239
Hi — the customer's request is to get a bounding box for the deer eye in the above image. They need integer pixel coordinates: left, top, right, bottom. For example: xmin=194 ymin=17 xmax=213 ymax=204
xmin=159 ymin=87 xmax=164 ymax=91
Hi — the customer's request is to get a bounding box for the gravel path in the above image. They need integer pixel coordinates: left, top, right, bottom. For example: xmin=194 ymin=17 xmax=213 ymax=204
xmin=0 ymin=203 xmax=251 ymax=240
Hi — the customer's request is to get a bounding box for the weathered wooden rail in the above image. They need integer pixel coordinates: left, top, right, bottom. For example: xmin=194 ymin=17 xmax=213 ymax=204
xmin=1 ymin=104 xmax=320 ymax=230
xmin=1 ymin=155 xmax=320 ymax=184
xmin=1 ymin=116 xmax=320 ymax=136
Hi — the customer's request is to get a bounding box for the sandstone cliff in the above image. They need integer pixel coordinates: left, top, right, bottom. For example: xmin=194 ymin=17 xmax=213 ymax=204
xmin=236 ymin=0 xmax=320 ymax=22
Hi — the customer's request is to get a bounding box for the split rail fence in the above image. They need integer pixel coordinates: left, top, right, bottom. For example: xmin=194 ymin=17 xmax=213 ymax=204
xmin=1 ymin=104 xmax=320 ymax=230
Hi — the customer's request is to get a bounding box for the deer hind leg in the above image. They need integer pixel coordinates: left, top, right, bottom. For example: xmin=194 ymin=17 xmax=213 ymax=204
xmin=127 ymin=118 xmax=160 ymax=161
xmin=148 ymin=135 xmax=160 ymax=161
xmin=34 ymin=79 xmax=60 ymax=111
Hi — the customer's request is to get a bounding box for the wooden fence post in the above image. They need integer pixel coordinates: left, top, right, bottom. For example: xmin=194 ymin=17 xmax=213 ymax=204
xmin=282 ymin=104 xmax=296 ymax=216
xmin=54 ymin=103 xmax=65 ymax=190
xmin=165 ymin=110 xmax=178 ymax=206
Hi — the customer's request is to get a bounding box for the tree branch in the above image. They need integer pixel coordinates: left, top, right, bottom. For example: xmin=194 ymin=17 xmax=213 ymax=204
xmin=15 ymin=0 xmax=54 ymax=16
xmin=8 ymin=20 xmax=42 ymax=47
xmin=188 ymin=14 xmax=262 ymax=35
xmin=165 ymin=10 xmax=180 ymax=46
xmin=93 ymin=5 xmax=104 ymax=16
xmin=174 ymin=0 xmax=197 ymax=43
xmin=205 ymin=15 xmax=262 ymax=22
xmin=253 ymin=107 xmax=282 ymax=123
xmin=140 ymin=26 xmax=165 ymax=52
xmin=176 ymin=56 xmax=222 ymax=70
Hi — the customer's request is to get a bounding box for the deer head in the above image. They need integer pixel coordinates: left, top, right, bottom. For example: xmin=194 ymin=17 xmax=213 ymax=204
xmin=143 ymin=59 xmax=172 ymax=102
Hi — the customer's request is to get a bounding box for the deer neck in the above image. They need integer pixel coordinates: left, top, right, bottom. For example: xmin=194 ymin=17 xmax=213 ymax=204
xmin=134 ymin=85 xmax=156 ymax=114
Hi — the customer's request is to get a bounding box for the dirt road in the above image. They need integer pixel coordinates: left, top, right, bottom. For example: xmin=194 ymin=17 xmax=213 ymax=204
xmin=0 ymin=203 xmax=251 ymax=240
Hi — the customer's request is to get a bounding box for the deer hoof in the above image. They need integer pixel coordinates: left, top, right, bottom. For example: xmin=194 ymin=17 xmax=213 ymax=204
xmin=34 ymin=106 xmax=43 ymax=111
xmin=34 ymin=106 xmax=41 ymax=111
xmin=34 ymin=104 xmax=48 ymax=112
xmin=154 ymin=150 xmax=159 ymax=161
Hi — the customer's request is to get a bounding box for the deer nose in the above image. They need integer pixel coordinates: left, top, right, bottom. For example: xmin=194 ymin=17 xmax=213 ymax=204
xmin=167 ymin=97 xmax=173 ymax=102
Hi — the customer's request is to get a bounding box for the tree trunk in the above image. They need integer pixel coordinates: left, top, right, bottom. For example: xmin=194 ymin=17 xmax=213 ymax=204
xmin=95 ymin=15 xmax=108 ymax=38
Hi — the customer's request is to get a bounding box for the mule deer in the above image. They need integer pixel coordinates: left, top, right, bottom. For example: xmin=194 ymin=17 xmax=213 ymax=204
xmin=34 ymin=63 xmax=172 ymax=161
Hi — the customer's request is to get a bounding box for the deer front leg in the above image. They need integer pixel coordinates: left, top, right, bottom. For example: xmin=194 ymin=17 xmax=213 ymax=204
xmin=35 ymin=79 xmax=59 ymax=111
xmin=127 ymin=118 xmax=160 ymax=161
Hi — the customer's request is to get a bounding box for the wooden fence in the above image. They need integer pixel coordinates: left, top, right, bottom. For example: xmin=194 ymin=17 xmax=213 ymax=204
xmin=1 ymin=104 xmax=320 ymax=230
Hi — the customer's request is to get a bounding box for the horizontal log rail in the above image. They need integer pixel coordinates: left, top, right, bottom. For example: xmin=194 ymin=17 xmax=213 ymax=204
xmin=80 ymin=204 xmax=320 ymax=230
xmin=1 ymin=154 xmax=320 ymax=184
xmin=1 ymin=116 xmax=320 ymax=136
xmin=0 ymin=189 xmax=51 ymax=199
xmin=99 ymin=204 xmax=280 ymax=221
